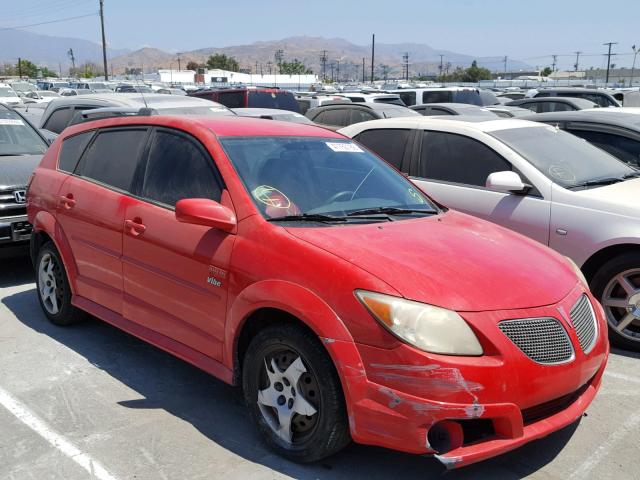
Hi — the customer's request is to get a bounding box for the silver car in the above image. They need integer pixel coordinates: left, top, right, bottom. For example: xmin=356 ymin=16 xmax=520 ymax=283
xmin=341 ymin=117 xmax=640 ymax=350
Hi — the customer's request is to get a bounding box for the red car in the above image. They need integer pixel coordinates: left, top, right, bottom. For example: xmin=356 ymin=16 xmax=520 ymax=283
xmin=189 ymin=87 xmax=301 ymax=113
xmin=27 ymin=114 xmax=608 ymax=469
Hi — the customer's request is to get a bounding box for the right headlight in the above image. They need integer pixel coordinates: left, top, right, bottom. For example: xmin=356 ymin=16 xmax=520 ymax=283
xmin=355 ymin=290 xmax=483 ymax=356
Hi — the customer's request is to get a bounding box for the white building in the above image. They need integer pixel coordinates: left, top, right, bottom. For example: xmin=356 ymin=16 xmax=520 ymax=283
xmin=158 ymin=69 xmax=197 ymax=84
xmin=158 ymin=68 xmax=318 ymax=89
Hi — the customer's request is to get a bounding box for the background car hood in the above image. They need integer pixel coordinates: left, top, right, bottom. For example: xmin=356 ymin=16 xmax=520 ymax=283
xmin=286 ymin=211 xmax=577 ymax=312
xmin=571 ymin=178 xmax=640 ymax=218
xmin=0 ymin=155 xmax=41 ymax=188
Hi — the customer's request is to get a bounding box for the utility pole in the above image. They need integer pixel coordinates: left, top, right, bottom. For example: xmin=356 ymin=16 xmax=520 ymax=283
xmin=18 ymin=57 xmax=22 ymax=79
xmin=336 ymin=60 xmax=340 ymax=82
xmin=402 ymin=52 xmax=409 ymax=81
xmin=631 ymin=45 xmax=638 ymax=87
xmin=99 ymin=0 xmax=108 ymax=80
xmin=503 ymin=55 xmax=508 ymax=75
xmin=574 ymin=51 xmax=582 ymax=72
xmin=603 ymin=42 xmax=618 ymax=84
xmin=320 ymin=50 xmax=327 ymax=81
xmin=362 ymin=57 xmax=365 ymax=83
xmin=439 ymin=54 xmax=444 ymax=78
xmin=67 ymin=48 xmax=76 ymax=75
xmin=275 ymin=49 xmax=284 ymax=73
xmin=370 ymin=34 xmax=375 ymax=84
xmin=551 ymin=54 xmax=557 ymax=72
xmin=177 ymin=53 xmax=181 ymax=71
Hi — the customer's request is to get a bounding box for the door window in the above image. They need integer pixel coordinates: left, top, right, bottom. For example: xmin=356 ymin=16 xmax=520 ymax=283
xmin=313 ymin=109 xmax=348 ymax=126
xmin=350 ymin=109 xmax=377 ymax=124
xmin=354 ymin=129 xmax=411 ymax=170
xmin=568 ymin=129 xmax=640 ymax=166
xmin=58 ymin=131 xmax=95 ymax=173
xmin=420 ymin=131 xmax=511 ymax=186
xmin=422 ymin=91 xmax=452 ymax=103
xmin=140 ymin=130 xmax=222 ymax=207
xmin=78 ymin=128 xmax=148 ymax=191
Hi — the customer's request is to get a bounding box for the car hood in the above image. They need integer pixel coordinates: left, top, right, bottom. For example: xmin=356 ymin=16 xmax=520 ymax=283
xmin=286 ymin=210 xmax=577 ymax=312
xmin=570 ymin=178 xmax=640 ymax=218
xmin=0 ymin=155 xmax=42 ymax=188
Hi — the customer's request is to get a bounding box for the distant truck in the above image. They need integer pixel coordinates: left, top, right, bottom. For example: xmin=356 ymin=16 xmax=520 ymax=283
xmin=189 ymin=87 xmax=301 ymax=113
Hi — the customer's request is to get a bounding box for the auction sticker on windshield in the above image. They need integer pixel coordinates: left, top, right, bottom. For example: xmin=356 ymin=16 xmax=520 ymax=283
xmin=326 ymin=142 xmax=363 ymax=153
xmin=0 ymin=119 xmax=24 ymax=126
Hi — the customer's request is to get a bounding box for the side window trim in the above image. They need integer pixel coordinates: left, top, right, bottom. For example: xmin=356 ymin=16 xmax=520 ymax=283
xmin=135 ymin=126 xmax=225 ymax=211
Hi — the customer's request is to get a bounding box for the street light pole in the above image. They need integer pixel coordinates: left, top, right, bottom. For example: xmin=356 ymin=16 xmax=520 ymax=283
xmin=631 ymin=45 xmax=639 ymax=88
xmin=99 ymin=0 xmax=109 ymax=80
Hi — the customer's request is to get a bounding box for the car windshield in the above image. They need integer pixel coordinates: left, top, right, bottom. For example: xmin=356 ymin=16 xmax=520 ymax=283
xmin=0 ymin=107 xmax=48 ymax=155
xmin=248 ymin=91 xmax=300 ymax=112
xmin=220 ymin=136 xmax=437 ymax=223
xmin=490 ymin=125 xmax=636 ymax=188
xmin=382 ymin=108 xmax=420 ymax=118
xmin=0 ymin=88 xmax=18 ymax=97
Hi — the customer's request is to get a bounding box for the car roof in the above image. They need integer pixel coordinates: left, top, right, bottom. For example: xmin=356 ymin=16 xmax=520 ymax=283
xmin=341 ymin=115 xmax=545 ymax=133
xmin=512 ymin=97 xmax=596 ymax=105
xmin=232 ymin=108 xmax=305 ymax=116
xmin=46 ymin=93 xmax=220 ymax=108
xmin=62 ymin=114 xmax=344 ymax=139
xmin=522 ymin=109 xmax=640 ymax=128
xmin=391 ymin=87 xmax=478 ymax=92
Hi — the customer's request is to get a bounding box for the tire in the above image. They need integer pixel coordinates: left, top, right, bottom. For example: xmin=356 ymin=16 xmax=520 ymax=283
xmin=242 ymin=323 xmax=350 ymax=462
xmin=590 ymin=252 xmax=640 ymax=351
xmin=35 ymin=242 xmax=85 ymax=326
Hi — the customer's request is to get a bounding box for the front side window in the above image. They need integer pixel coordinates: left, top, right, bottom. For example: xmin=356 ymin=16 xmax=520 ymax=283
xmin=43 ymin=108 xmax=74 ymax=133
xmin=354 ymin=129 xmax=411 ymax=169
xmin=0 ymin=106 xmax=48 ymax=155
xmin=220 ymin=136 xmax=436 ymax=222
xmin=420 ymin=131 xmax=511 ymax=186
xmin=79 ymin=129 xmax=148 ymax=191
xmin=141 ymin=130 xmax=222 ymax=207
xmin=490 ymin=125 xmax=636 ymax=188
xmin=569 ymin=129 xmax=640 ymax=167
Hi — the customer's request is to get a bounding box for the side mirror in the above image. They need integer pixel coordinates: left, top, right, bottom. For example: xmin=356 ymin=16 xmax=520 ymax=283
xmin=486 ymin=171 xmax=531 ymax=194
xmin=175 ymin=198 xmax=236 ymax=232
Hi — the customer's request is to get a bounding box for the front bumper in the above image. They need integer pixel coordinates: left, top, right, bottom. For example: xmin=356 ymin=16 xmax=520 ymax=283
xmin=323 ymin=285 xmax=609 ymax=469
xmin=0 ymin=215 xmax=32 ymax=245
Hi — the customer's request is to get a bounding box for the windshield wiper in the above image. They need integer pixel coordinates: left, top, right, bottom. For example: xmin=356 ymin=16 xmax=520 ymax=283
xmin=568 ymin=172 xmax=640 ymax=189
xmin=266 ymin=213 xmax=348 ymax=223
xmin=346 ymin=206 xmax=437 ymax=217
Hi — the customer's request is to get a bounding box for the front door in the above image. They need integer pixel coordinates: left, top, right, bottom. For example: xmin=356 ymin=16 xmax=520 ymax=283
xmin=122 ymin=127 xmax=234 ymax=360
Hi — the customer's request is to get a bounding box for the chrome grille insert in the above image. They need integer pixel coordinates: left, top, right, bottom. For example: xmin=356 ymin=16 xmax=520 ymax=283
xmin=498 ymin=317 xmax=574 ymax=365
xmin=569 ymin=294 xmax=597 ymax=353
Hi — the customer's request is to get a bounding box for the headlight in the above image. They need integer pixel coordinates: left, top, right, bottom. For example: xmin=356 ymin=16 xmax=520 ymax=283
xmin=355 ymin=290 xmax=483 ymax=356
xmin=565 ymin=257 xmax=588 ymax=288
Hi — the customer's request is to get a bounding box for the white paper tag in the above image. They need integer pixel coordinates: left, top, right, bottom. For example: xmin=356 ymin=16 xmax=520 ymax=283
xmin=0 ymin=119 xmax=24 ymax=126
xmin=326 ymin=142 xmax=363 ymax=153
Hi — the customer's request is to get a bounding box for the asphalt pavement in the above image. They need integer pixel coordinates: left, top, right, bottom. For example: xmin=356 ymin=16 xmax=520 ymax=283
xmin=1 ymin=254 xmax=639 ymax=480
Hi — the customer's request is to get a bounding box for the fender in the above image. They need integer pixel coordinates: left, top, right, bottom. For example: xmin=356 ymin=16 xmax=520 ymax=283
xmin=31 ymin=210 xmax=78 ymax=294
xmin=224 ymin=279 xmax=355 ymax=368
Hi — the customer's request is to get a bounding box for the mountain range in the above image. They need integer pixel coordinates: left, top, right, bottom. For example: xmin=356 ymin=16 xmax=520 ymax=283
xmin=0 ymin=30 xmax=532 ymax=77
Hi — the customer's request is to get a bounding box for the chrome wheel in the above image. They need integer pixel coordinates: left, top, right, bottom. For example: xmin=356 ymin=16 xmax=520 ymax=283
xmin=602 ymin=268 xmax=640 ymax=341
xmin=38 ymin=252 xmax=61 ymax=315
xmin=257 ymin=350 xmax=319 ymax=445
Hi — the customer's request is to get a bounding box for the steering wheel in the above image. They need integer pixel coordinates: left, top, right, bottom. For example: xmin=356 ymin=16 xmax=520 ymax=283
xmin=326 ymin=191 xmax=355 ymax=204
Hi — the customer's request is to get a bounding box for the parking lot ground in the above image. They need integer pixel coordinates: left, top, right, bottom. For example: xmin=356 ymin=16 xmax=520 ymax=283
xmin=1 ymin=255 xmax=639 ymax=480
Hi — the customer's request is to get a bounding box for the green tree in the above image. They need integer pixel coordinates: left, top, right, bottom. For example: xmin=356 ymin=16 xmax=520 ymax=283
xmin=438 ymin=60 xmax=492 ymax=82
xmin=278 ymin=59 xmax=312 ymax=74
xmin=205 ymin=53 xmax=240 ymax=72
xmin=186 ymin=60 xmax=206 ymax=72
xmin=541 ymin=66 xmax=553 ymax=77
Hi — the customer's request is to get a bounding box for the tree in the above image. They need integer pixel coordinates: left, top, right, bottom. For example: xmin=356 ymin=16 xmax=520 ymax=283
xmin=0 ymin=59 xmax=57 ymax=78
xmin=186 ymin=61 xmax=205 ymax=72
xmin=437 ymin=60 xmax=492 ymax=82
xmin=541 ymin=66 xmax=553 ymax=77
xmin=73 ymin=61 xmax=100 ymax=78
xmin=278 ymin=59 xmax=312 ymax=75
xmin=206 ymin=54 xmax=240 ymax=72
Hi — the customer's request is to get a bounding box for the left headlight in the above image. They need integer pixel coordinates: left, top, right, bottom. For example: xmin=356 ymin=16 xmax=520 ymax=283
xmin=565 ymin=257 xmax=588 ymax=288
xmin=355 ymin=290 xmax=483 ymax=356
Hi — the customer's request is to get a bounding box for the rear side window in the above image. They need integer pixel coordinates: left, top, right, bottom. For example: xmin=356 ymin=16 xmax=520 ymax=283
xmin=218 ymin=91 xmax=246 ymax=108
xmin=141 ymin=130 xmax=222 ymax=207
xmin=58 ymin=131 xmax=94 ymax=173
xmin=398 ymin=92 xmax=416 ymax=106
xmin=79 ymin=129 xmax=147 ymax=191
xmin=355 ymin=129 xmax=411 ymax=170
xmin=350 ymin=109 xmax=377 ymax=124
xmin=422 ymin=91 xmax=452 ymax=104
xmin=420 ymin=131 xmax=511 ymax=186
xmin=313 ymin=109 xmax=349 ymax=126
xmin=43 ymin=108 xmax=73 ymax=133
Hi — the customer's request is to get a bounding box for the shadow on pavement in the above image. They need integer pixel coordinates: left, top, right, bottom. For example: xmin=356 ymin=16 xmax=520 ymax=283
xmin=0 ymin=252 xmax=33 ymax=288
xmin=2 ymin=283 xmax=579 ymax=480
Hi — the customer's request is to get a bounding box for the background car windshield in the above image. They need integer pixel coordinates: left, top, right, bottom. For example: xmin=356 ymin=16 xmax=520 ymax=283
xmin=490 ymin=125 xmax=636 ymax=187
xmin=0 ymin=88 xmax=18 ymax=97
xmin=220 ymin=136 xmax=435 ymax=219
xmin=0 ymin=107 xmax=48 ymax=155
xmin=248 ymin=92 xmax=300 ymax=111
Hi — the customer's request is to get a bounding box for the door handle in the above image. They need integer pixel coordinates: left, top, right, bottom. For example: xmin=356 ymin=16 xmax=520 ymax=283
xmin=125 ymin=218 xmax=146 ymax=236
xmin=59 ymin=194 xmax=75 ymax=209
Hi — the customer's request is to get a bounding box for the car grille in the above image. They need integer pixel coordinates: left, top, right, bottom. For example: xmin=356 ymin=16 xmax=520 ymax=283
xmin=498 ymin=317 xmax=574 ymax=365
xmin=569 ymin=294 xmax=597 ymax=353
xmin=0 ymin=186 xmax=27 ymax=218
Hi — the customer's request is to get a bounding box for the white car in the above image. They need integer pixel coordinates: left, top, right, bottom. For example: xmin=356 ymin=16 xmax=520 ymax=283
xmin=340 ymin=116 xmax=640 ymax=350
xmin=0 ymin=85 xmax=22 ymax=106
xmin=22 ymin=90 xmax=60 ymax=104
xmin=335 ymin=92 xmax=405 ymax=106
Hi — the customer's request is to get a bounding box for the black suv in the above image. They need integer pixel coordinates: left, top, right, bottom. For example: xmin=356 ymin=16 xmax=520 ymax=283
xmin=305 ymin=103 xmax=419 ymax=129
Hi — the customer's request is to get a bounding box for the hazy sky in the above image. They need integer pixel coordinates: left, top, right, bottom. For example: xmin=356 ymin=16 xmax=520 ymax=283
xmin=2 ymin=0 xmax=640 ymax=69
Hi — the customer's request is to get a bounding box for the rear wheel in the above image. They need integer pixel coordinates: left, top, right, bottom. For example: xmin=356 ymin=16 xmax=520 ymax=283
xmin=35 ymin=242 xmax=85 ymax=326
xmin=242 ymin=323 xmax=350 ymax=462
xmin=591 ymin=252 xmax=640 ymax=351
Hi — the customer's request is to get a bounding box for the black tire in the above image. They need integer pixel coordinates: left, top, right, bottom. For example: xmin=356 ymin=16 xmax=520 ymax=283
xmin=242 ymin=323 xmax=350 ymax=462
xmin=35 ymin=242 xmax=85 ymax=326
xmin=590 ymin=252 xmax=640 ymax=351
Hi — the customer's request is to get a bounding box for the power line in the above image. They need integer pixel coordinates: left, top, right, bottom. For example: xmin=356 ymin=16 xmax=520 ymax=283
xmin=0 ymin=12 xmax=97 ymax=32
xmin=0 ymin=0 xmax=94 ymax=22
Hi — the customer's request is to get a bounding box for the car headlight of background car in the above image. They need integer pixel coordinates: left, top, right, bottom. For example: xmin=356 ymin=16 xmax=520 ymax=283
xmin=355 ymin=290 xmax=483 ymax=355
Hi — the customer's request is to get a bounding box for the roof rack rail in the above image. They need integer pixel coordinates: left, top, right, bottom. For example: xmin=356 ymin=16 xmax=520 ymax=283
xmin=69 ymin=107 xmax=157 ymax=126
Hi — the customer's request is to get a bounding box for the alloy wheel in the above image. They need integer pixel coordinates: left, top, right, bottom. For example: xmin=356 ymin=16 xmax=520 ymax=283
xmin=601 ymin=268 xmax=640 ymax=341
xmin=38 ymin=252 xmax=62 ymax=315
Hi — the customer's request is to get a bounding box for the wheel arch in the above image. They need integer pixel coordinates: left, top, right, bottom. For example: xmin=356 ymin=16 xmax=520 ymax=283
xmin=581 ymin=243 xmax=640 ymax=282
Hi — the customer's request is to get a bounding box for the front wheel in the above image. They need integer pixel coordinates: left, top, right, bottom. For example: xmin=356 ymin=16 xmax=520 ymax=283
xmin=242 ymin=323 xmax=350 ymax=462
xmin=591 ymin=252 xmax=640 ymax=351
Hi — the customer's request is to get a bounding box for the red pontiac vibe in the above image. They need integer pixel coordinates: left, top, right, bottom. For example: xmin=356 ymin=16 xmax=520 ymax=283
xmin=26 ymin=114 xmax=608 ymax=469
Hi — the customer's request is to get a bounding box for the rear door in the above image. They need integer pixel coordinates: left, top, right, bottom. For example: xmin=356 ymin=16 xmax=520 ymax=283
xmin=122 ymin=127 xmax=234 ymax=360
xmin=56 ymin=127 xmax=149 ymax=314
xmin=412 ymin=129 xmax=551 ymax=244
